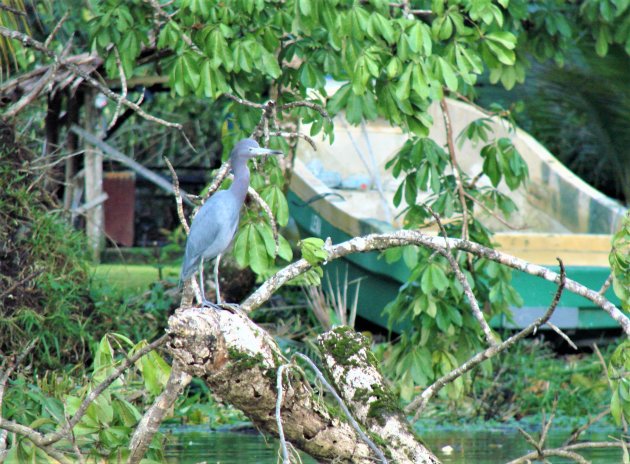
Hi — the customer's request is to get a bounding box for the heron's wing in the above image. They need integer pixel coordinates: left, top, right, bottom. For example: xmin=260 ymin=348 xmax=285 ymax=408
xmin=180 ymin=191 xmax=240 ymax=280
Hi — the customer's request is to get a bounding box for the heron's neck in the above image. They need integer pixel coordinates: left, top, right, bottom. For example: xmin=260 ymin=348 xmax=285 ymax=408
xmin=229 ymin=157 xmax=250 ymax=204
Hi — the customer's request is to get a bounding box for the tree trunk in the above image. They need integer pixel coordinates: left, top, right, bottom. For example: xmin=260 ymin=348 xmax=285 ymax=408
xmin=166 ymin=306 xmax=439 ymax=463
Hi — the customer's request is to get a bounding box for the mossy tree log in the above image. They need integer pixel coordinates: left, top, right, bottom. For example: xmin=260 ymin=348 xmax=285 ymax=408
xmin=166 ymin=306 xmax=439 ymax=463
xmin=319 ymin=328 xmax=438 ymax=463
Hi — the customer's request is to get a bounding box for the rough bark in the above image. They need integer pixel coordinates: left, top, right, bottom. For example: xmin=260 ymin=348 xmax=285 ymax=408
xmin=128 ymin=360 xmax=191 ymax=463
xmin=319 ymin=328 xmax=440 ymax=464
xmin=166 ymin=306 xmax=393 ymax=463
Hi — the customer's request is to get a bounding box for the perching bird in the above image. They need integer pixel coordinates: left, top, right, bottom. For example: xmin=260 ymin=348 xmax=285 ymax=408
xmin=180 ymin=138 xmax=283 ymax=307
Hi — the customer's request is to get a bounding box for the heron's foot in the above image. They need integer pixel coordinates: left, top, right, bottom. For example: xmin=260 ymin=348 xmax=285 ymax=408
xmin=219 ymin=302 xmax=243 ymax=315
xmin=200 ymin=298 xmax=223 ymax=310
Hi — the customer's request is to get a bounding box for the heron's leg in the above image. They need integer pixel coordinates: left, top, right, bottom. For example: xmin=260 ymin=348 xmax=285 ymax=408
xmin=214 ymin=254 xmax=222 ymax=305
xmin=198 ymin=259 xmax=221 ymax=309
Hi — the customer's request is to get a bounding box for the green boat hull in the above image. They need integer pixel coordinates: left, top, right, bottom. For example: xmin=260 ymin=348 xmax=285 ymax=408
xmin=288 ymin=191 xmax=622 ymax=332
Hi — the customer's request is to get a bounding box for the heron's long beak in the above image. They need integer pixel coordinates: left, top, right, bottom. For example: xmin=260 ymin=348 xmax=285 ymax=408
xmin=250 ymin=147 xmax=283 ymax=156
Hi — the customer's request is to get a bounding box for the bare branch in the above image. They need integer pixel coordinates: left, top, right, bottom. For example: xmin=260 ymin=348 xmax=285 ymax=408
xmin=592 ymin=343 xmax=611 ymax=386
xmin=539 ymin=399 xmax=558 ymax=446
xmin=242 ymin=230 xmax=630 ymax=336
xmin=0 ymin=26 xmax=190 ymax=142
xmin=225 ymin=93 xmax=265 ymax=109
xmin=0 ymin=419 xmax=71 ymax=463
xmin=599 ymin=273 xmax=613 ymax=295
xmin=423 ymin=203 xmax=497 ymax=346
xmin=546 ymin=321 xmax=578 ymax=350
xmin=406 ymin=259 xmax=567 ymax=418
xmin=276 ymin=364 xmax=291 ymax=464
xmin=0 ymin=3 xmax=26 ymax=16
xmin=464 ymin=191 xmax=523 ymax=230
xmin=44 ymin=12 xmax=69 ymax=48
xmin=279 ymin=100 xmax=332 ymax=125
xmin=440 ymin=97 xmax=470 ymax=245
xmin=2 ymin=40 xmax=69 ymax=118
xmin=387 ymin=2 xmax=432 ymax=16
xmin=128 ymin=360 xmax=192 ymax=464
xmin=508 ymin=447 xmax=591 ymax=464
xmin=0 ymin=340 xmax=38 ymax=410
xmin=204 ymin=162 xmax=231 ymax=200
xmin=164 ymin=156 xmax=190 ymax=234
xmin=40 ymin=335 xmax=168 ymax=446
xmin=107 ymin=47 xmax=127 ymax=130
xmin=448 ymin=90 xmax=512 ymax=119
xmin=564 ymin=407 xmax=611 ymax=446
xmin=517 ymin=427 xmax=541 ymax=452
xmin=143 ymin=0 xmax=203 ymax=54
xmin=269 ymin=130 xmax=317 ymax=150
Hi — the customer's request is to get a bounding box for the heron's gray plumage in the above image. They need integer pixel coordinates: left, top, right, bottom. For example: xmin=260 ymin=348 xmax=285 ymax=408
xmin=179 ymin=138 xmax=283 ymax=306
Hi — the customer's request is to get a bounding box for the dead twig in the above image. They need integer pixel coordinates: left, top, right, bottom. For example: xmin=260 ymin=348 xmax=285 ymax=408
xmin=40 ymin=334 xmax=168 ymax=446
xmin=440 ymin=98 xmax=472 ymax=271
xmin=241 ymin=230 xmax=630 ymax=336
xmin=276 ymin=364 xmax=291 ymax=464
xmin=128 ymin=360 xmax=192 ymax=464
xmin=464 ymin=191 xmax=523 ymax=230
xmin=564 ymin=407 xmax=611 ymax=446
xmin=44 ymin=12 xmax=69 ymax=48
xmin=546 ymin=321 xmax=578 ymax=350
xmin=0 ymin=26 xmax=194 ymax=149
xmin=407 ymin=259 xmax=566 ymax=418
xmin=163 ymin=156 xmax=190 ymax=234
xmin=107 ymin=46 xmax=127 ymax=130
xmin=592 ymin=343 xmax=611 ymax=386
xmin=422 ymin=203 xmax=497 ymax=346
xmin=599 ymin=273 xmax=613 ymax=295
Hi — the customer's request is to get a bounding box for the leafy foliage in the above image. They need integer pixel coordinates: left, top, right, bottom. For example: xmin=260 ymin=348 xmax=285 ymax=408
xmin=610 ymin=212 xmax=629 ymax=310
xmin=2 ymin=335 xmax=170 ymax=461
xmin=478 ymin=44 xmax=630 ymax=204
xmin=3 ymin=0 xmax=628 ymax=420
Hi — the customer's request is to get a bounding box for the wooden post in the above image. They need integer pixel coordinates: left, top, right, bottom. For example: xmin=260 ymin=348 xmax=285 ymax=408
xmin=84 ymin=91 xmax=105 ymax=261
xmin=63 ymin=92 xmax=82 ymax=212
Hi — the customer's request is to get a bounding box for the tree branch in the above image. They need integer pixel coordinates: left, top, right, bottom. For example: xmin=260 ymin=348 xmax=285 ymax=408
xmin=440 ymin=98 xmax=470 ymax=247
xmin=40 ymin=335 xmax=169 ymax=446
xmin=423 ymin=203 xmax=497 ymax=346
xmin=127 ymin=360 xmax=192 ymax=464
xmin=0 ymin=26 xmax=192 ymax=146
xmin=406 ymin=259 xmax=566 ymax=418
xmin=241 ymin=230 xmax=630 ymax=337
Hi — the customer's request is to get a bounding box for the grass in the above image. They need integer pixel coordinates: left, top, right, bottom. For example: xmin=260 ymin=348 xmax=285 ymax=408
xmin=91 ymin=263 xmax=180 ymax=296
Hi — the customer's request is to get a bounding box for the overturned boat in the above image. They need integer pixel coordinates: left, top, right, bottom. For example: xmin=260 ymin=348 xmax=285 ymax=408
xmin=288 ymin=98 xmax=627 ymax=332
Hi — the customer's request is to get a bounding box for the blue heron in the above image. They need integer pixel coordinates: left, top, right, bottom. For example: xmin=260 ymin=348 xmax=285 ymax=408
xmin=180 ymin=138 xmax=283 ymax=307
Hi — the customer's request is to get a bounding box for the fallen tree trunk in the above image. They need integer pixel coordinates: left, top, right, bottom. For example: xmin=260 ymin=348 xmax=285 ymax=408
xmin=166 ymin=306 xmax=439 ymax=463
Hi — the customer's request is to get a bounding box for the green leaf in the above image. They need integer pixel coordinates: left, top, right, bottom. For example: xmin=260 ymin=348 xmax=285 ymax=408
xmin=438 ymin=57 xmax=458 ymax=91
xmin=136 ymin=345 xmax=172 ymax=396
xmin=278 ymin=235 xmax=293 ymax=262
xmin=300 ymin=237 xmax=328 ymax=265
xmin=262 ymin=185 xmax=289 ymax=227
xmin=328 ymin=83 xmax=351 ymax=115
xmin=233 ymin=223 xmax=269 ymax=273
xmin=254 ymin=222 xmax=276 ymax=257
xmin=396 ymin=64 xmax=413 ymax=101
xmin=485 ymin=31 xmax=516 ymax=50
xmin=423 ymin=263 xmax=449 ymax=292
xmin=114 ymin=399 xmax=142 ymax=427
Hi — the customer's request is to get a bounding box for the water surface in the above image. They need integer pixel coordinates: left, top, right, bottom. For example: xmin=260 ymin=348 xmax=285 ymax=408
xmin=164 ymin=425 xmax=622 ymax=463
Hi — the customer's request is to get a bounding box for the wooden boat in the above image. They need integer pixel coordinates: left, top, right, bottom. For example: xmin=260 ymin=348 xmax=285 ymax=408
xmin=288 ymin=98 xmax=627 ymax=332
